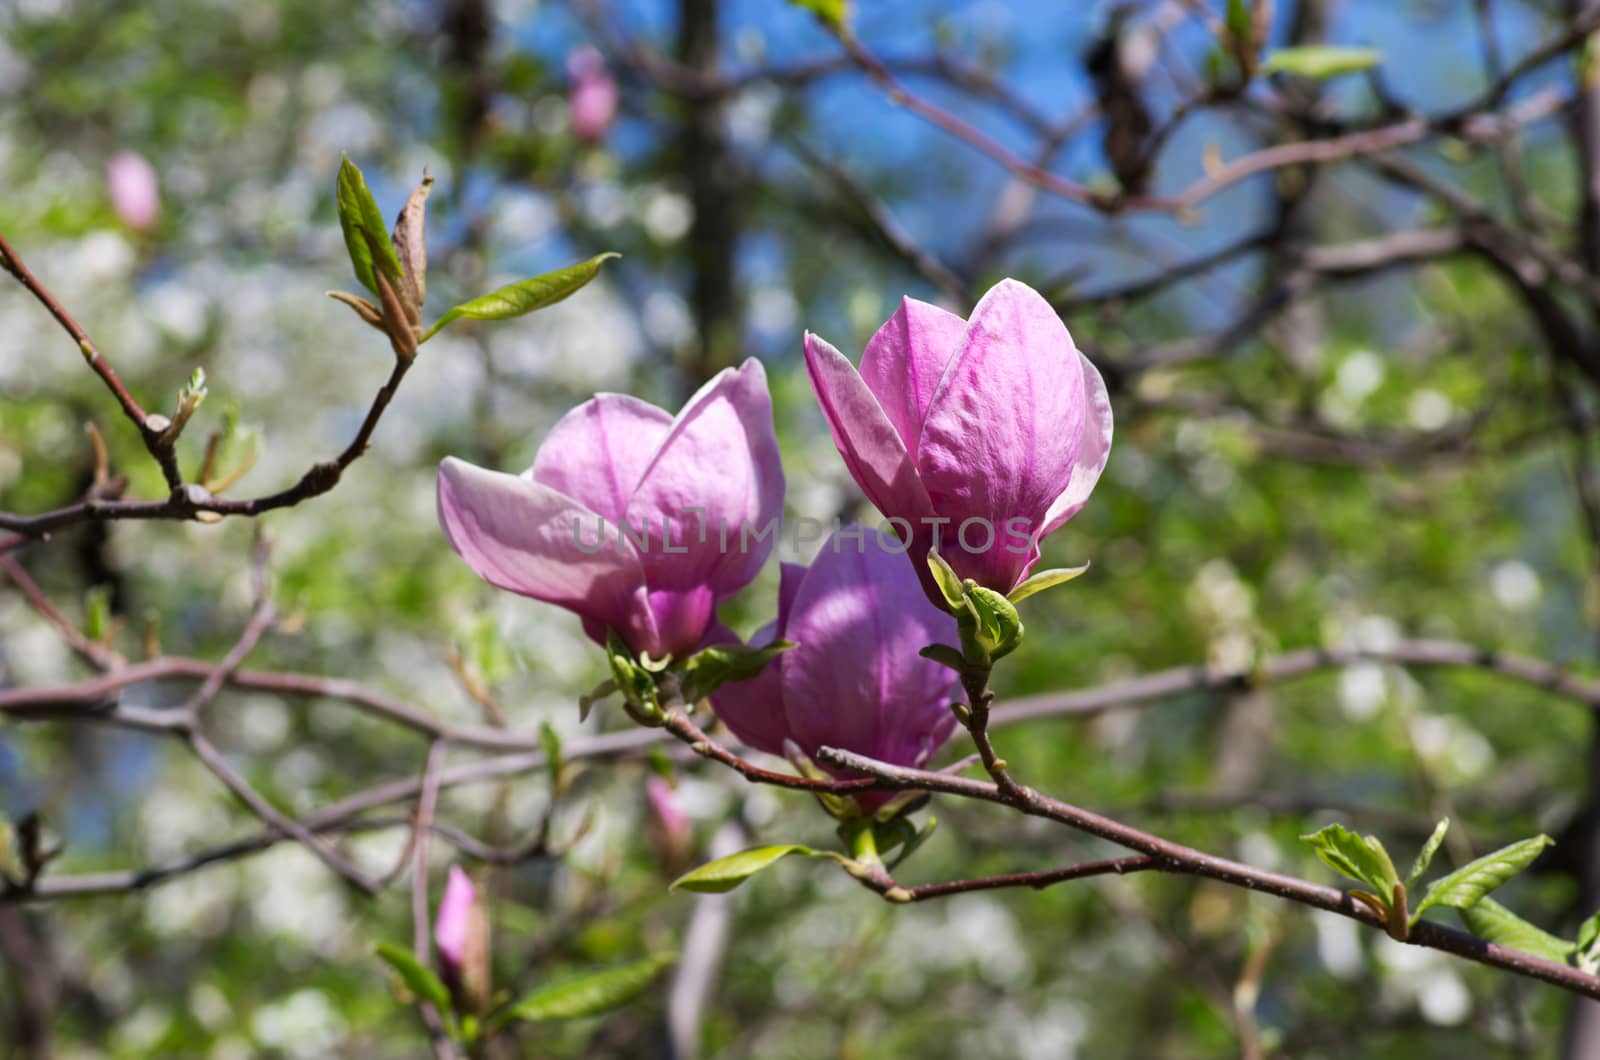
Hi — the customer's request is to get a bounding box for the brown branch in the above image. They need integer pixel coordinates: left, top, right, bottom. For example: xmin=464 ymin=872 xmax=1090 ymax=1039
xmin=187 ymin=731 xmax=379 ymax=894
xmin=10 ymin=637 xmax=1600 ymax=903
xmin=0 ymin=354 xmax=413 ymax=538
xmin=0 ymin=554 xmax=119 ymax=670
xmin=856 ymin=855 xmax=1158 ymax=903
xmin=811 ymin=745 xmax=1600 ymax=1001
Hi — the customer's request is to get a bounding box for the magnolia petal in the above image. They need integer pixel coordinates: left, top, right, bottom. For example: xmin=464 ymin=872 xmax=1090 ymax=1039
xmin=858 ymin=296 xmax=968 ymax=455
xmin=629 ymin=359 xmax=785 ymax=597
xmin=437 ymin=456 xmax=658 ymax=650
xmin=782 ymin=531 xmax=960 ymax=769
xmin=643 ymin=584 xmax=719 ymax=659
xmin=532 ymin=394 xmax=674 ymax=524
xmin=1039 ymin=352 xmax=1114 ymax=538
xmin=916 ymin=278 xmax=1087 ymax=590
xmin=774 ymin=561 xmax=807 ymax=638
xmin=804 ymin=333 xmax=935 ymax=526
xmin=708 ymin=617 xmax=792 ymax=756
xmin=434 ymin=865 xmax=476 ymax=974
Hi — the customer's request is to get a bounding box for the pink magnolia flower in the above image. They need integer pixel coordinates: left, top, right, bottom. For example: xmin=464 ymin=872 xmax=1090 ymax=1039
xmin=804 ymin=279 xmax=1112 ymax=601
xmin=646 ymin=774 xmax=692 ymax=841
xmin=568 ymin=47 xmax=618 ymax=144
xmin=107 ymin=151 xmax=160 ymax=231
xmin=437 ymin=360 xmax=785 ymax=659
xmin=711 ymin=528 xmax=961 ymax=812
xmin=434 ymin=865 xmax=476 ymax=979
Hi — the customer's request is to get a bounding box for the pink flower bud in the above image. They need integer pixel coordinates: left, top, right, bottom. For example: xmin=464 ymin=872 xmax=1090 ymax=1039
xmin=437 ymin=360 xmax=785 ymax=659
xmin=711 ymin=529 xmax=961 ymax=813
xmin=433 ymin=865 xmax=475 ymax=978
xmin=804 ymin=279 xmax=1113 ymax=602
xmin=568 ymin=47 xmax=618 ymax=144
xmin=107 ymin=151 xmax=160 ymax=231
xmin=647 ymin=774 xmax=691 ymax=841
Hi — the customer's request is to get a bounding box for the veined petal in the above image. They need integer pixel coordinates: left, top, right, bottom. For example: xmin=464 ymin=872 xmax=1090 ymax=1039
xmin=708 ymin=616 xmax=792 ymax=757
xmin=803 ymin=333 xmax=935 ymax=525
xmin=782 ymin=531 xmax=959 ymax=767
xmin=531 ymin=394 xmax=673 ymax=524
xmin=628 ymin=359 xmax=785 ymax=597
xmin=858 ymin=297 xmax=968 ymax=455
xmin=774 ymin=561 xmax=807 ymax=638
xmin=1040 ymin=351 xmax=1114 ymax=537
xmin=916 ymin=279 xmax=1086 ymax=587
xmin=437 ymin=456 xmax=657 ymax=648
xmin=644 ymin=584 xmax=718 ymax=658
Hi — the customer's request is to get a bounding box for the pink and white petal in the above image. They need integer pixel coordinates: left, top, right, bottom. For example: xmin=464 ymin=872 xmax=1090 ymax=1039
xmin=628 ymin=359 xmax=786 ymax=597
xmin=438 ymin=457 xmax=654 ymax=645
xmin=804 ymin=333 xmax=935 ymax=526
xmin=1040 ymin=351 xmax=1114 ymax=537
xmin=916 ymin=278 xmax=1087 ymax=545
xmin=531 ymin=394 xmax=673 ymax=524
xmin=858 ymin=297 xmax=968 ymax=454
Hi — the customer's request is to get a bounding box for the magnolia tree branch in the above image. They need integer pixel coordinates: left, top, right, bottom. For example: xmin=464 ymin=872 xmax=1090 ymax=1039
xmin=0 ymin=227 xmax=417 ymax=540
xmin=0 ymin=230 xmax=181 ymax=489
xmin=806 ymin=746 xmax=1600 ymax=1001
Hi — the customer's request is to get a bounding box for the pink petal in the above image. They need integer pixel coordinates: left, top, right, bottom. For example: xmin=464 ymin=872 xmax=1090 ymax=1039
xmin=781 ymin=530 xmax=959 ymax=768
xmin=646 ymin=776 xmax=691 ymax=839
xmin=709 ymin=657 xmax=790 ymax=757
xmin=437 ymin=456 xmax=659 ymax=651
xmin=628 ymin=359 xmax=785 ymax=599
xmin=531 ymin=394 xmax=673 ymax=524
xmin=434 ymin=865 xmax=475 ymax=973
xmin=707 ymin=616 xmax=791 ymax=756
xmin=858 ymin=296 xmax=968 ymax=455
xmin=803 ymin=333 xmax=935 ymax=525
xmin=1039 ymin=351 xmax=1114 ymax=537
xmin=915 ymin=278 xmax=1087 ymax=590
xmin=774 ymin=561 xmax=807 ymax=638
xmin=107 ymin=151 xmax=159 ymax=231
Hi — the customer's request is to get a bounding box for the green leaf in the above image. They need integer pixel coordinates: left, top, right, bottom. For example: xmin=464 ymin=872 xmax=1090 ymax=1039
xmin=681 ymin=639 xmax=794 ymax=700
xmin=1262 ymin=45 xmax=1381 ymax=81
xmin=884 ymin=815 xmax=937 ymax=871
xmin=670 ymin=844 xmax=816 ymax=894
xmin=966 ymin=585 xmax=1023 ymax=659
xmin=375 ymin=942 xmax=452 ymax=1013
xmin=925 ymin=551 xmax=966 ymax=612
xmin=605 ymin=629 xmax=660 ymax=721
xmin=1007 ymin=563 xmax=1090 ymax=604
xmin=83 ymin=585 xmax=113 ymax=642
xmin=422 ymin=253 xmax=619 ymax=341
xmin=1579 ymin=909 xmax=1600 ymax=972
xmin=1300 ymin=824 xmax=1395 ymax=892
xmin=539 ymin=721 xmax=563 ymax=791
xmin=1407 ymin=817 xmax=1450 ymax=890
xmin=1457 ymin=897 xmax=1575 ymax=964
xmin=577 ymin=678 xmax=616 ymax=724
xmin=1580 ymin=908 xmax=1600 ymax=956
xmin=506 ymin=953 xmax=675 ymax=1022
xmin=788 ymin=0 xmax=850 ymax=34
xmin=1412 ymin=835 xmax=1554 ymax=923
xmin=336 ymin=157 xmax=404 ymax=297
xmin=1365 ymin=835 xmax=1401 ymax=891
xmin=1224 ymin=0 xmax=1251 ymax=42
xmin=918 ymin=643 xmax=966 ymax=672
